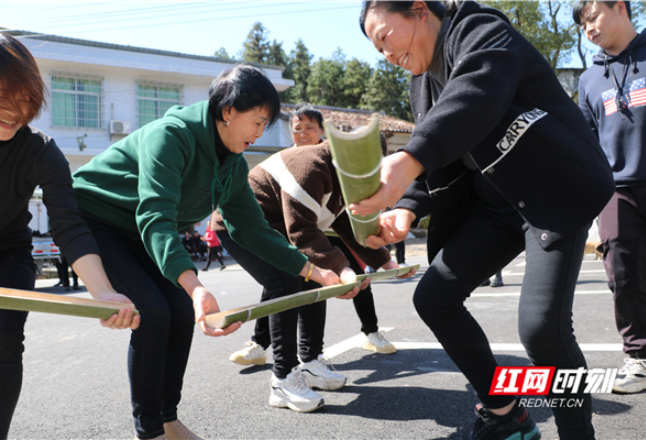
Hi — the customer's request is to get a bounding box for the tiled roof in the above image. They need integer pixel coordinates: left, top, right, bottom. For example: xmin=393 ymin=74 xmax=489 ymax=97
xmin=281 ymin=103 xmax=415 ymax=133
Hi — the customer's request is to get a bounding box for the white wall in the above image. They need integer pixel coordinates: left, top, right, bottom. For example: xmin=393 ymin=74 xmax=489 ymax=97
xmin=24 ymin=37 xmax=294 ymax=170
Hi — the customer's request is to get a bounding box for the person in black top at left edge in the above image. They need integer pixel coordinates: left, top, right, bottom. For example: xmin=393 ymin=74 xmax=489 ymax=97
xmin=356 ymin=2 xmax=615 ymax=440
xmin=0 ymin=33 xmax=139 ymax=440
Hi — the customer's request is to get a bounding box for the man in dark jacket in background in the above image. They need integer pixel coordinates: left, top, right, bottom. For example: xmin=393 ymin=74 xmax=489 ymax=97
xmin=575 ymin=0 xmax=646 ymax=394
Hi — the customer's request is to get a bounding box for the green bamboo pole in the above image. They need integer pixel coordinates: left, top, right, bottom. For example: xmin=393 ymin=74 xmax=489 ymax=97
xmin=0 ymin=287 xmax=138 ymax=320
xmin=204 ymin=264 xmax=418 ymax=329
xmin=323 ymin=114 xmax=382 ymax=247
xmin=355 ymin=263 xmax=419 ymax=282
xmin=204 ymin=282 xmax=358 ymax=329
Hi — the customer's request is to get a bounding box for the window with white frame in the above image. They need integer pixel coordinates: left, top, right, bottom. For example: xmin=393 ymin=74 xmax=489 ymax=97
xmin=51 ymin=75 xmax=102 ymax=129
xmin=137 ymin=82 xmax=182 ymax=127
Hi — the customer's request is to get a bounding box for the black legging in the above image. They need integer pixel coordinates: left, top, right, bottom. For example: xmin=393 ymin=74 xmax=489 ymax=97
xmin=204 ymin=245 xmax=225 ymax=270
xmin=413 ymin=195 xmax=593 ymax=440
xmin=0 ymin=251 xmax=36 ymax=440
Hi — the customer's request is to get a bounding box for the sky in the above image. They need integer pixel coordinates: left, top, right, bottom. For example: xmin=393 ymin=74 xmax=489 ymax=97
xmin=1 ymin=1 xmax=383 ymax=65
xmin=1 ymin=0 xmax=601 ymax=69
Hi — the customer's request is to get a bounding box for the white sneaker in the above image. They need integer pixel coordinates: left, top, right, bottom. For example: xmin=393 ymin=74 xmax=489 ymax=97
xmin=269 ymin=367 xmax=324 ymax=412
xmin=364 ymin=331 xmax=396 ymax=354
xmin=229 ymin=341 xmax=266 ymax=366
xmin=300 ymin=354 xmax=347 ymax=390
xmin=613 ymin=357 xmax=646 ymax=394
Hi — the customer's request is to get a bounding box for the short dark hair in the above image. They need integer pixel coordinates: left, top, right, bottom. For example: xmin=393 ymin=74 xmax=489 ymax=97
xmin=359 ymin=1 xmax=449 ymax=37
xmin=292 ymin=103 xmax=323 ymax=129
xmin=0 ymin=33 xmax=47 ymax=125
xmin=573 ymin=1 xmax=631 ymax=25
xmin=208 ymin=63 xmax=281 ymax=127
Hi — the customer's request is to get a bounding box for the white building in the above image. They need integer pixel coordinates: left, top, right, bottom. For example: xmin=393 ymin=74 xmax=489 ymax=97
xmin=13 ymin=31 xmax=295 ymax=172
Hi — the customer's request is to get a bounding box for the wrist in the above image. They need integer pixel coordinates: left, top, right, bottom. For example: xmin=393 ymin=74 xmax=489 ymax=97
xmin=304 ymin=262 xmax=315 ymax=282
xmin=89 ymin=288 xmax=118 ymax=300
xmin=399 ymin=150 xmax=425 ymax=176
xmin=177 ymin=269 xmax=203 ymax=299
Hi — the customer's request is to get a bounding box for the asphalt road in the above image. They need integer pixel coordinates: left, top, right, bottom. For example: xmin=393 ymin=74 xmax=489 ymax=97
xmin=7 ymin=251 xmax=645 ymax=440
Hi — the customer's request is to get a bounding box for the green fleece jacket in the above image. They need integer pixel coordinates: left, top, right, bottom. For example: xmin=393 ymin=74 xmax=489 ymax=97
xmin=73 ymin=100 xmax=306 ymax=285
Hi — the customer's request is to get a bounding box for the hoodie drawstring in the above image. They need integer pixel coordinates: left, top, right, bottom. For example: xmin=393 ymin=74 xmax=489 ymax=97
xmin=211 ymin=172 xmax=232 ymax=210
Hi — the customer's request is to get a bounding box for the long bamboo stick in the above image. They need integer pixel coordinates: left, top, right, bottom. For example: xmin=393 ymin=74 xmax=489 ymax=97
xmin=0 ymin=287 xmax=138 ymax=320
xmin=204 ymin=264 xmax=418 ymax=329
xmin=323 ymin=115 xmax=382 ymax=247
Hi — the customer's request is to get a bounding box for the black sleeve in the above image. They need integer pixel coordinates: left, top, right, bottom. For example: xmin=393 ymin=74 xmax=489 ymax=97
xmin=37 ymin=139 xmax=99 ymax=264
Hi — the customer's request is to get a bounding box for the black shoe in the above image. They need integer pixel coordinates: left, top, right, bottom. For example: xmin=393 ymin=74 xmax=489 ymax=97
xmin=219 ymin=265 xmax=226 ymax=271
xmin=480 ymin=279 xmax=491 ymax=287
xmin=73 ymin=285 xmax=81 ymax=290
xmin=64 ymin=286 xmax=71 ymax=292
xmin=54 ymin=281 xmax=63 ymax=287
xmin=490 ymin=277 xmax=504 ymax=288
xmin=470 ymin=402 xmax=540 ymax=440
xmin=201 ymin=268 xmax=209 ymax=272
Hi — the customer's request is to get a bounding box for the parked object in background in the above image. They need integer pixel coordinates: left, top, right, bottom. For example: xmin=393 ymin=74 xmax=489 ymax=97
xmin=30 ymin=234 xmax=61 ymax=275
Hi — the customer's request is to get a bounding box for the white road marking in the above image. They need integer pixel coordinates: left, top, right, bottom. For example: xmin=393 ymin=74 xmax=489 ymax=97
xmin=324 ymin=329 xmax=622 ymax=359
xmin=472 ymin=289 xmax=610 ymax=297
xmin=504 ymin=269 xmax=606 ymax=276
xmin=324 ymin=327 xmax=393 ymax=359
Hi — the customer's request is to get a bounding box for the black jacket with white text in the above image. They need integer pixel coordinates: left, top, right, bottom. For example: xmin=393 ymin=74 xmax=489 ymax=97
xmin=395 ymin=1 xmax=615 ymax=253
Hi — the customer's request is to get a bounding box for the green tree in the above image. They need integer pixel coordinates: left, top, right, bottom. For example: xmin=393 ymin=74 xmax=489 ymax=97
xmin=267 ymin=39 xmax=288 ymax=68
xmin=213 ymin=47 xmax=233 ymax=61
xmin=342 ymin=58 xmax=373 ymax=109
xmin=482 ymin=1 xmax=576 ymax=70
xmin=282 ymin=39 xmax=312 ymax=104
xmin=307 ymin=48 xmax=347 ymax=106
xmin=241 ymin=22 xmax=270 ymax=64
xmin=360 ymin=59 xmax=412 ymax=121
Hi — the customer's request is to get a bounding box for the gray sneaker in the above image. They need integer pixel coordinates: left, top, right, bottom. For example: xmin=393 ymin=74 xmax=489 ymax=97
xmin=613 ymin=357 xmax=646 ymax=394
xmin=300 ymin=354 xmax=347 ymax=390
xmin=269 ymin=367 xmax=324 ymax=412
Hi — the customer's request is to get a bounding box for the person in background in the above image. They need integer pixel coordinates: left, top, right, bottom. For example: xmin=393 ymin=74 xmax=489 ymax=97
xmin=0 ymin=32 xmax=139 ymax=440
xmin=213 ymin=130 xmax=410 ymax=413
xmin=356 ymin=2 xmax=616 ymax=439
xmin=72 ymin=64 xmax=347 ymax=440
xmin=181 ymin=231 xmax=196 ymax=257
xmin=394 ymin=241 xmax=406 ymax=265
xmin=574 ymin=0 xmax=646 ymax=394
xmin=228 ymin=104 xmax=398 ymax=371
xmin=202 ymin=220 xmax=226 ymax=271
xmin=55 ymin=254 xmax=79 ymax=291
xmin=480 ymin=271 xmax=504 ymax=288
xmin=191 ymin=231 xmax=208 ymax=261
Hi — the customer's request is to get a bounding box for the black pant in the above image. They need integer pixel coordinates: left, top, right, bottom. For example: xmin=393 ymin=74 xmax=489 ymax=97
xmin=395 ymin=241 xmax=406 ymax=264
xmin=598 ymin=185 xmax=646 ymax=358
xmin=83 ymin=216 xmax=194 ymax=439
xmin=219 ymin=230 xmax=324 ymax=378
xmin=0 ymin=251 xmax=35 ymax=440
xmin=204 ymin=245 xmax=225 ymax=269
xmin=55 ymin=255 xmax=78 ymax=287
xmin=327 ymin=236 xmax=379 ymax=335
xmin=414 ymin=196 xmax=593 ymax=440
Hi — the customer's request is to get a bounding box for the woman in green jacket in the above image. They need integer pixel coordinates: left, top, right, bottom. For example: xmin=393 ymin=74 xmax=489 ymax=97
xmin=73 ymin=64 xmax=349 ymax=440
